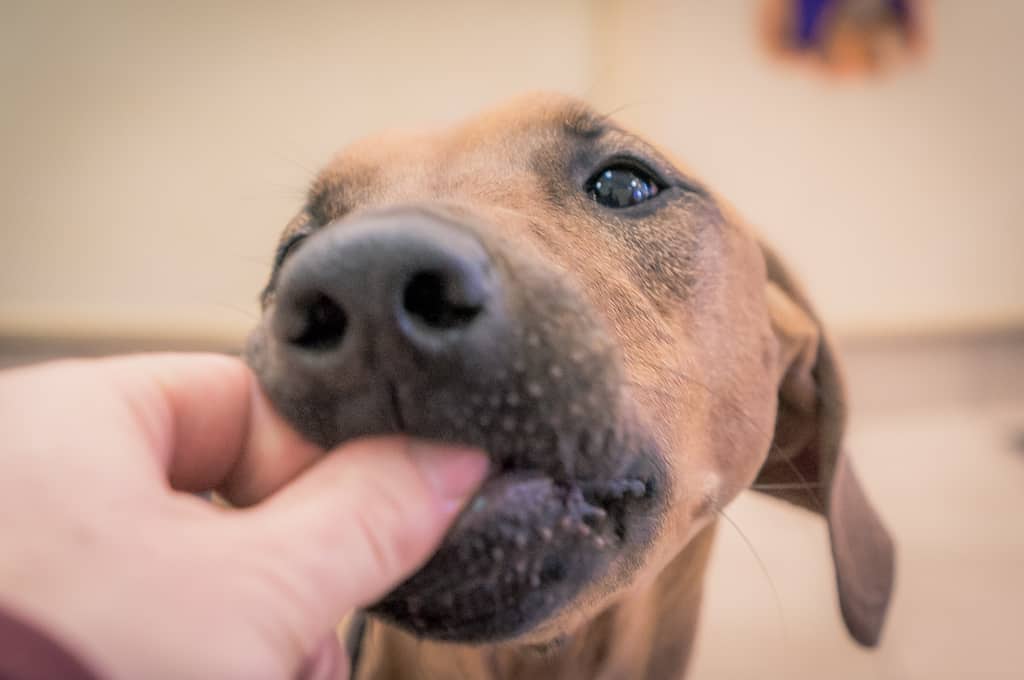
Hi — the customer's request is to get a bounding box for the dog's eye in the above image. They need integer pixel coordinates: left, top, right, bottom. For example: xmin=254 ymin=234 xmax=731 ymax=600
xmin=586 ymin=164 xmax=661 ymax=209
xmin=274 ymin=232 xmax=309 ymax=269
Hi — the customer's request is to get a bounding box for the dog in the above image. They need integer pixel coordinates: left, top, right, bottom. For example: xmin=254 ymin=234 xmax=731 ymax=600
xmin=245 ymin=93 xmax=895 ymax=679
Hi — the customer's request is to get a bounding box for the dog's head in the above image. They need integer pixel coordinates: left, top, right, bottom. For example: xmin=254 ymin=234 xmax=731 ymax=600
xmin=246 ymin=93 xmax=894 ymax=648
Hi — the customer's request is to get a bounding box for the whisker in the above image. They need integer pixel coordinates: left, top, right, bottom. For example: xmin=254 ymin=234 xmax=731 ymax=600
xmin=626 ymin=357 xmax=771 ymax=432
xmin=267 ymin=146 xmax=322 ymax=184
xmin=716 ymin=507 xmax=790 ymax=652
xmin=207 ymin=301 xmax=260 ymax=322
xmin=414 ymin=636 xmax=426 ymax=680
xmin=623 ymin=359 xmax=827 ymax=511
xmin=628 ymin=353 xmax=846 ymax=420
xmin=486 ymin=645 xmax=504 ymax=678
xmin=749 ymin=482 xmax=824 ymax=491
xmin=777 ymin=454 xmax=826 ymax=513
xmin=454 ymin=644 xmax=476 ymax=680
xmin=486 ymin=204 xmax=542 ymax=224
xmin=234 ymin=253 xmax=275 ymax=266
xmin=621 ymin=379 xmax=678 ymax=403
xmin=596 ymin=101 xmax=641 ymax=123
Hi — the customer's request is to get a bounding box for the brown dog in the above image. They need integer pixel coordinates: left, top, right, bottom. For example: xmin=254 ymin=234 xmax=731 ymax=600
xmin=245 ymin=93 xmax=895 ymax=679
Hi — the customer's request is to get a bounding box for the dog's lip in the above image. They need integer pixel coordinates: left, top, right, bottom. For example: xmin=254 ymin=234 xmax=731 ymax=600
xmin=446 ymin=465 xmax=652 ymax=547
xmin=373 ymin=464 xmax=655 ymax=640
xmin=470 ymin=468 xmax=650 ymax=513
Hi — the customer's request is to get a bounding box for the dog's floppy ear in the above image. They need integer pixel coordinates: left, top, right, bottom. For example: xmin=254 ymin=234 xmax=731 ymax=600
xmin=753 ymin=243 xmax=895 ymax=647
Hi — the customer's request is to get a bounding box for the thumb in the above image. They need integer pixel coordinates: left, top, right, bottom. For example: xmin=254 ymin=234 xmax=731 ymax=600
xmin=238 ymin=436 xmax=487 ymax=638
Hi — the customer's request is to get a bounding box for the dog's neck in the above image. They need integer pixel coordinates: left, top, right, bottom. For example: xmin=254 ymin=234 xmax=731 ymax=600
xmin=351 ymin=525 xmax=717 ymax=680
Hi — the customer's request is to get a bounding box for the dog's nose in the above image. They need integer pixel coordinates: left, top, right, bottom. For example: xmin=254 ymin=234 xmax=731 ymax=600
xmin=271 ymin=210 xmax=499 ymax=370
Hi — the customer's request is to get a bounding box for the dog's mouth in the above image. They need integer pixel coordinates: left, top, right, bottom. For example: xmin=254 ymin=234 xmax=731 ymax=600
xmin=370 ymin=457 xmax=658 ymax=641
xmin=358 ymin=372 xmax=662 ymax=641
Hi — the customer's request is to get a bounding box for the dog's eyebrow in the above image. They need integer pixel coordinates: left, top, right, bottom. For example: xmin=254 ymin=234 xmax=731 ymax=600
xmin=561 ymin=107 xmax=611 ymax=141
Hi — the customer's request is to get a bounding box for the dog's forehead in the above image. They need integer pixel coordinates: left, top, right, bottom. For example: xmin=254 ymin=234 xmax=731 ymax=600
xmin=311 ymin=94 xmax=608 ymax=198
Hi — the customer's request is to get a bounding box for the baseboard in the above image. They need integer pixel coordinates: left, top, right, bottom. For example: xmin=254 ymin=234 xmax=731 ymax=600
xmin=3 ymin=327 xmax=1022 ymax=414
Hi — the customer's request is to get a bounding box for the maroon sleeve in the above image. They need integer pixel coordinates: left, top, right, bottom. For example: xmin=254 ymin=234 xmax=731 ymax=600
xmin=0 ymin=607 xmax=98 ymax=680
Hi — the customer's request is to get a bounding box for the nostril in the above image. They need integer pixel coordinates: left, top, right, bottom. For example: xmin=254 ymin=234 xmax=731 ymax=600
xmin=402 ymin=270 xmax=484 ymax=330
xmin=289 ymin=292 xmax=348 ymax=351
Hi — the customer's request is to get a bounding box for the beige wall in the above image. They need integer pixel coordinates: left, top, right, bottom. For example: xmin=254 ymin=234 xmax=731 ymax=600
xmin=593 ymin=0 xmax=1024 ymax=336
xmin=1 ymin=1 xmax=1021 ymax=343
xmin=0 ymin=0 xmax=594 ymax=341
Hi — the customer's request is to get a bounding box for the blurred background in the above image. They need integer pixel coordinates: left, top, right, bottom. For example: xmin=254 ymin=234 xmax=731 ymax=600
xmin=1 ymin=1 xmax=1021 ymax=678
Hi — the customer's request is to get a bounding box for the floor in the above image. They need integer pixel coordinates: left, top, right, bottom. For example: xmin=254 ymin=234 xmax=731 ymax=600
xmin=2 ymin=331 xmax=1022 ymax=678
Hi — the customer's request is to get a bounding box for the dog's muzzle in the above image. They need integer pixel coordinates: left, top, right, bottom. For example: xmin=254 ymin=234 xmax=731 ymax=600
xmin=249 ymin=207 xmax=663 ymax=641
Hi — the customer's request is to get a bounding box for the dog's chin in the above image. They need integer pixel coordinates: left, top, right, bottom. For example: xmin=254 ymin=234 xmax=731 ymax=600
xmin=368 ymin=467 xmax=657 ymax=642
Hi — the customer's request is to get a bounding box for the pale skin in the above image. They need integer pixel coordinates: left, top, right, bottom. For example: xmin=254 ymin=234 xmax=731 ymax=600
xmin=0 ymin=353 xmax=488 ymax=680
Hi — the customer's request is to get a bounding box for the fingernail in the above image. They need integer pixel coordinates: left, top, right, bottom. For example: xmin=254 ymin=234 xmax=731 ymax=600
xmin=408 ymin=442 xmax=489 ymax=515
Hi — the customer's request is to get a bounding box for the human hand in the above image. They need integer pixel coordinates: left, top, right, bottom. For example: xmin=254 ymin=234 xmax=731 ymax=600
xmin=0 ymin=353 xmax=487 ymax=679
